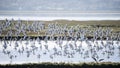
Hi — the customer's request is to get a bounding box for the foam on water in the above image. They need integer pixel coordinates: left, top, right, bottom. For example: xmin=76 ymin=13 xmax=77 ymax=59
xmin=0 ymin=16 xmax=120 ymax=21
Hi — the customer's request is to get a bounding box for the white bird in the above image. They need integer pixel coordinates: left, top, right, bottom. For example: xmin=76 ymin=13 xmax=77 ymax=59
xmin=3 ymin=41 xmax=7 ymax=49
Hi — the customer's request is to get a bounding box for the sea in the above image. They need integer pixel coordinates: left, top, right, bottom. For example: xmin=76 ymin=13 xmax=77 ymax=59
xmin=0 ymin=11 xmax=120 ymax=21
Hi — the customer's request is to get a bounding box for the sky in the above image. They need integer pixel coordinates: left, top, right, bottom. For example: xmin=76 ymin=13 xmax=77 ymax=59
xmin=0 ymin=0 xmax=120 ymax=12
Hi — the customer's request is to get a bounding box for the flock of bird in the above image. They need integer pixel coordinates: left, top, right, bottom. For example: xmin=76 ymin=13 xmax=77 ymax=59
xmin=0 ymin=19 xmax=120 ymax=64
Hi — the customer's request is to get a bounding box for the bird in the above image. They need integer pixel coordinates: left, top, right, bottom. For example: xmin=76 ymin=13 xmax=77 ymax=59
xmin=3 ymin=41 xmax=7 ymax=49
xmin=92 ymin=56 xmax=98 ymax=63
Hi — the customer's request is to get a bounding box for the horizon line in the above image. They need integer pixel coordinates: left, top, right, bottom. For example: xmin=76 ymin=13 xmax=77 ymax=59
xmin=0 ymin=11 xmax=120 ymax=13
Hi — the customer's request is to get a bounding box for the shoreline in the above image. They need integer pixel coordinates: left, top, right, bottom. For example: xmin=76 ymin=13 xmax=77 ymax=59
xmin=0 ymin=16 xmax=120 ymax=21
